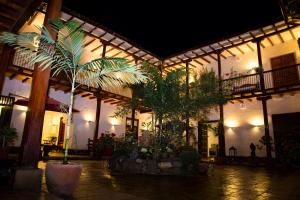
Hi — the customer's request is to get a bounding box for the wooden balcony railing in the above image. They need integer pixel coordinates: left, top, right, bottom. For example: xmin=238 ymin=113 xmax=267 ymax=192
xmin=223 ymin=64 xmax=300 ymax=97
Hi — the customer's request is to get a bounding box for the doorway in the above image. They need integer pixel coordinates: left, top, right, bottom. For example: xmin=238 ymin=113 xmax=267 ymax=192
xmin=198 ymin=121 xmax=219 ymax=159
xmin=270 ymin=53 xmax=299 ymax=88
xmin=272 ymin=112 xmax=300 ymax=164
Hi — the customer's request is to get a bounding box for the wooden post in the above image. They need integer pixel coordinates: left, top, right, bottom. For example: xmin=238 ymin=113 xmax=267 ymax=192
xmin=217 ymin=51 xmax=226 ymax=157
xmin=20 ymin=0 xmax=62 ymax=168
xmin=185 ymin=61 xmax=190 ymax=145
xmin=0 ymin=46 xmax=14 ymax=94
xmin=93 ymin=95 xmax=102 ymax=142
xmin=93 ymin=43 xmax=107 ymax=142
xmin=130 ymin=58 xmax=139 ymax=138
xmin=255 ymin=39 xmax=272 ymax=159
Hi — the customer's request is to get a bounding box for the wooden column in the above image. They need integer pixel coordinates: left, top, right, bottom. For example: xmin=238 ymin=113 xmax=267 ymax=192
xmin=93 ymin=95 xmax=102 ymax=142
xmin=255 ymin=39 xmax=272 ymax=159
xmin=131 ymin=59 xmax=139 ymax=138
xmin=20 ymin=0 xmax=62 ymax=168
xmin=185 ymin=61 xmax=190 ymax=145
xmin=93 ymin=43 xmax=107 ymax=142
xmin=0 ymin=46 xmax=14 ymax=94
xmin=217 ymin=51 xmax=226 ymax=157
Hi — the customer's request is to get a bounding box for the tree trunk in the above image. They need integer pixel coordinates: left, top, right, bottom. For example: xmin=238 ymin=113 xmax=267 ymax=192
xmin=63 ymin=77 xmax=75 ymax=164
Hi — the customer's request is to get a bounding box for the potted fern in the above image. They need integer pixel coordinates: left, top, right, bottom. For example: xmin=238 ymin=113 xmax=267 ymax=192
xmin=0 ymin=19 xmax=146 ymax=197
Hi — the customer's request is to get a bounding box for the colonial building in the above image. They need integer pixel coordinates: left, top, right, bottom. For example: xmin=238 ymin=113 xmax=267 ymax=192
xmin=1 ymin=0 xmax=300 ymax=162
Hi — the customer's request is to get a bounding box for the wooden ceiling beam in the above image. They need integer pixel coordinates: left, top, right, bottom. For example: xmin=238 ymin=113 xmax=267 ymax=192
xmin=226 ymin=49 xmax=236 ymax=57
xmin=73 ymin=90 xmax=84 ymax=96
xmin=110 ymin=50 xmax=123 ymax=58
xmin=289 ymin=30 xmax=296 ymax=40
xmin=22 ymin=77 xmax=30 ymax=83
xmin=246 ymin=43 xmax=255 ymax=51
xmin=81 ymin=93 xmax=92 ymax=98
xmin=83 ymin=38 xmax=96 ymax=47
xmin=91 ymin=44 xmax=103 ymax=52
xmin=104 ymin=99 xmax=117 ymax=103
xmin=193 ymin=59 xmax=203 ymax=66
xmin=111 ymin=100 xmax=122 ymax=105
xmin=199 ymin=56 xmax=211 ymax=64
xmin=235 ymin=46 xmax=245 ymax=54
xmin=9 ymin=73 xmax=17 ymax=80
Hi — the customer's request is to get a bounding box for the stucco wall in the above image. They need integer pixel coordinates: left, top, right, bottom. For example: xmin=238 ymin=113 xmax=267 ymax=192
xmin=2 ymin=77 xmax=129 ymax=149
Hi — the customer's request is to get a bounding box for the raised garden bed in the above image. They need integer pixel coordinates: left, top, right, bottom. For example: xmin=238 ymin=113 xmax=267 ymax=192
xmin=109 ymin=157 xmax=208 ymax=175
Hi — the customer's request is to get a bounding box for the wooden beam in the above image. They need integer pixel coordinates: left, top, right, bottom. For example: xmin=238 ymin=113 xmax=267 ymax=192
xmin=91 ymin=44 xmax=103 ymax=52
xmin=235 ymin=46 xmax=245 ymax=54
xmin=73 ymin=90 xmax=84 ymax=95
xmin=193 ymin=59 xmax=203 ymax=66
xmin=111 ymin=100 xmax=122 ymax=105
xmin=226 ymin=49 xmax=236 ymax=57
xmin=246 ymin=43 xmax=255 ymax=51
xmin=200 ymin=56 xmax=211 ymax=64
xmin=22 ymin=77 xmax=30 ymax=83
xmin=104 ymin=99 xmax=117 ymax=103
xmin=81 ymin=93 xmax=92 ymax=98
xmin=9 ymin=73 xmax=17 ymax=80
xmin=110 ymin=50 xmax=123 ymax=58
xmin=93 ymin=96 xmax=102 ymax=142
xmin=84 ymin=38 xmax=96 ymax=47
xmin=289 ymin=30 xmax=296 ymax=40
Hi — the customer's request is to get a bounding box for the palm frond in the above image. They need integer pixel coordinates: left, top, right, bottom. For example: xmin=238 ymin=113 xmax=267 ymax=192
xmin=78 ymin=57 xmax=147 ymax=89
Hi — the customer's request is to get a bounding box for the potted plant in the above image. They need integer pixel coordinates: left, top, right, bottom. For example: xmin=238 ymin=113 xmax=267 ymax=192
xmin=0 ymin=18 xmax=146 ymax=197
xmin=95 ymin=133 xmax=115 ymax=159
xmin=0 ymin=126 xmax=17 ymax=160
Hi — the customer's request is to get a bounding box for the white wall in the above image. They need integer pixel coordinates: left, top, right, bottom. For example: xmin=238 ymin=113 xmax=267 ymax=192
xmin=2 ymin=77 xmax=128 ymax=149
xmin=203 ymin=38 xmax=300 ymax=157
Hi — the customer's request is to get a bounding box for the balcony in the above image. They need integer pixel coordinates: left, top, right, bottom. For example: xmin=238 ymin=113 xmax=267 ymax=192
xmin=223 ymin=64 xmax=300 ymax=99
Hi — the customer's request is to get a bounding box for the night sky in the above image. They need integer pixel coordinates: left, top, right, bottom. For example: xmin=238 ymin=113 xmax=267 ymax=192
xmin=63 ymin=0 xmax=283 ymax=59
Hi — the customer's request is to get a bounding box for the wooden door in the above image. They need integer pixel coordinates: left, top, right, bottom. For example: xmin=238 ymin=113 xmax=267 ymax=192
xmin=272 ymin=112 xmax=300 ymax=164
xmin=271 ymin=53 xmax=299 ymax=88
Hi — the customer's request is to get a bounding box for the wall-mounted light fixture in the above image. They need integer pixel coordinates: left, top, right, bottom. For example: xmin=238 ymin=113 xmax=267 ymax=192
xmin=225 ymin=119 xmax=238 ymax=128
xmin=110 ymin=117 xmax=118 ymax=126
xmin=249 ymin=118 xmax=264 ymax=128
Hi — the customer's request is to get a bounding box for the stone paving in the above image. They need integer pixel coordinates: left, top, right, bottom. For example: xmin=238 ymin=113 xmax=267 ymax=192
xmin=1 ymin=160 xmax=300 ymax=200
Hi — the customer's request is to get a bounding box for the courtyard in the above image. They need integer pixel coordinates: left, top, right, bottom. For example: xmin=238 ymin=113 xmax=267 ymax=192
xmin=2 ymin=161 xmax=300 ymax=200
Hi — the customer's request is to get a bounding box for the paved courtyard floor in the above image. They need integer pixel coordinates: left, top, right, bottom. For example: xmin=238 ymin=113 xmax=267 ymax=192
xmin=1 ymin=160 xmax=300 ymax=200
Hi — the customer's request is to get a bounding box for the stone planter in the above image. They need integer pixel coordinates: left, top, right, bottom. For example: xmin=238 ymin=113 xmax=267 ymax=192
xmin=45 ymin=163 xmax=82 ymax=198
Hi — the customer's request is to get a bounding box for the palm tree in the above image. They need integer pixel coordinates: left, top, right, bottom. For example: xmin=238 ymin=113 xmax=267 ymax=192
xmin=0 ymin=19 xmax=147 ymax=164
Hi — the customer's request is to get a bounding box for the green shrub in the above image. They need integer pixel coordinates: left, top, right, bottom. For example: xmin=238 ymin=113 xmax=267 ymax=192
xmin=179 ymin=146 xmax=200 ymax=173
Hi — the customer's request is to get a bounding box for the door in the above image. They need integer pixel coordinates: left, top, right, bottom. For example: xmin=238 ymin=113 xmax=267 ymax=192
xmin=271 ymin=53 xmax=299 ymax=88
xmin=272 ymin=112 xmax=300 ymax=164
